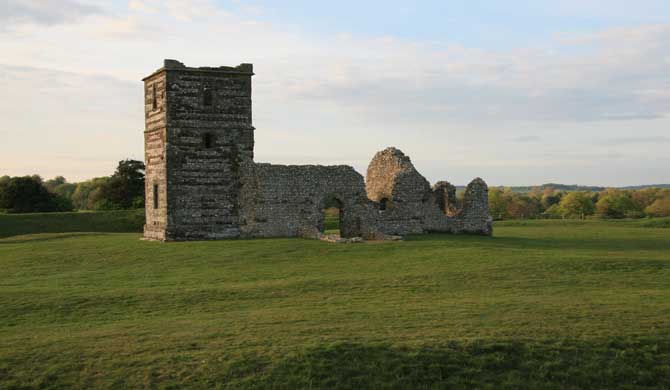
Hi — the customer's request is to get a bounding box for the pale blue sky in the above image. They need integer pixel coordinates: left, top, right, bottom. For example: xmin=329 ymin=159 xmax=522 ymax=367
xmin=1 ymin=0 xmax=669 ymax=186
xmin=215 ymin=0 xmax=670 ymax=46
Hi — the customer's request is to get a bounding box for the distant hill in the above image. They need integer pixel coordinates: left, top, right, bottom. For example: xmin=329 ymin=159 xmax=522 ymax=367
xmin=619 ymin=184 xmax=670 ymax=190
xmin=455 ymin=183 xmax=670 ymax=193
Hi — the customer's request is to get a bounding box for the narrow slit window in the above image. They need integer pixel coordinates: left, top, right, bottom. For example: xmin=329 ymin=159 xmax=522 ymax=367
xmin=203 ymin=133 xmax=214 ymax=149
xmin=152 ymin=84 xmax=157 ymax=110
xmin=153 ymin=184 xmax=159 ymax=209
xmin=203 ymin=88 xmax=213 ymax=107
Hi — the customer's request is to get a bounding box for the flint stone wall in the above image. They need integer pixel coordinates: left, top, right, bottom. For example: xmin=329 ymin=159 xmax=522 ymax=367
xmin=143 ymin=71 xmax=168 ymax=241
xmin=366 ymin=147 xmax=432 ymax=234
xmin=143 ymin=60 xmax=492 ymax=241
xmin=239 ymin=161 xmax=380 ymax=239
xmin=366 ymin=148 xmax=493 ymax=236
xmin=452 ymin=178 xmax=493 ymax=235
xmin=143 ymin=60 xmax=254 ymax=240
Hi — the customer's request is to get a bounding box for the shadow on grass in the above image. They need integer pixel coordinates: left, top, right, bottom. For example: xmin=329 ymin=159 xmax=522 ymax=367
xmin=210 ymin=340 xmax=670 ymax=389
xmin=6 ymin=339 xmax=666 ymax=389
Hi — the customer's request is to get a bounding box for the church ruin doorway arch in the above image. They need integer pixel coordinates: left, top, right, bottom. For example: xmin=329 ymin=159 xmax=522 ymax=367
xmin=320 ymin=194 xmax=344 ymax=236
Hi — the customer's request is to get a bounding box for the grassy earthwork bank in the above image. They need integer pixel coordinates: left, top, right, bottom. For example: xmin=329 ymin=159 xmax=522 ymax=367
xmin=0 ymin=212 xmax=669 ymax=388
xmin=0 ymin=209 xmax=145 ymax=238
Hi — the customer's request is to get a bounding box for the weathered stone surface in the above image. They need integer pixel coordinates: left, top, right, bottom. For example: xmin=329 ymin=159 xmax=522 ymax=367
xmin=143 ymin=60 xmax=253 ymax=240
xmin=433 ymin=181 xmax=459 ymax=217
xmin=239 ymin=162 xmax=380 ymax=239
xmin=366 ymin=147 xmax=432 ymax=235
xmin=143 ymin=60 xmax=492 ymax=241
xmin=318 ymin=234 xmax=365 ymax=244
xmin=143 ymin=70 xmax=168 ymax=241
xmin=365 ymin=148 xmax=493 ymax=236
xmin=456 ymin=178 xmax=493 ymax=235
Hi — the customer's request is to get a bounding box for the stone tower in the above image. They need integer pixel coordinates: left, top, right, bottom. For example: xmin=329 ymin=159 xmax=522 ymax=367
xmin=143 ymin=59 xmax=254 ymax=240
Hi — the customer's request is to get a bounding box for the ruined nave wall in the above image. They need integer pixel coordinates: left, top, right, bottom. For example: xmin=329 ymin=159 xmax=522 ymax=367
xmin=239 ymin=162 xmax=380 ymax=239
xmin=365 ymin=148 xmax=493 ymax=236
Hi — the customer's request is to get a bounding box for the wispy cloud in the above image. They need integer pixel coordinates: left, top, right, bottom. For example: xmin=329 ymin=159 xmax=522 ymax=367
xmin=0 ymin=0 xmax=105 ymax=29
xmin=0 ymin=0 xmax=668 ymax=185
xmin=0 ymin=64 xmax=142 ymax=180
xmin=601 ymin=136 xmax=670 ymax=145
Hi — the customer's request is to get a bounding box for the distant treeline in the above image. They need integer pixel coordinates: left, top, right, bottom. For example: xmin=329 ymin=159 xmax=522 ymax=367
xmin=457 ymin=183 xmax=670 ymax=193
xmin=488 ymin=186 xmax=670 ymax=220
xmin=2 ymin=164 xmax=670 ymax=220
xmin=0 ymin=160 xmax=145 ymax=213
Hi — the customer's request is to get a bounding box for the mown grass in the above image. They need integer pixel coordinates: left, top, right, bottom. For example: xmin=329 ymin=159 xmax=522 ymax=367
xmin=324 ymin=207 xmax=340 ymax=234
xmin=496 ymin=216 xmax=670 ymax=228
xmin=0 ymin=215 xmax=669 ymax=388
xmin=0 ymin=209 xmax=144 ymax=238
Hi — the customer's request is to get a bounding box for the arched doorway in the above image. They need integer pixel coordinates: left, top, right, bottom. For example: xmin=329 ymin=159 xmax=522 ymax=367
xmin=321 ymin=194 xmax=343 ymax=236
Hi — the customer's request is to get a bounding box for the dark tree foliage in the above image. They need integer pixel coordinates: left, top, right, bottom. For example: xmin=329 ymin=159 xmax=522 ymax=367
xmin=0 ymin=176 xmax=73 ymax=213
xmin=541 ymin=193 xmax=562 ymax=209
xmin=92 ymin=159 xmax=146 ymax=210
xmin=44 ymin=176 xmax=67 ymax=191
xmin=596 ymin=190 xmax=637 ymax=219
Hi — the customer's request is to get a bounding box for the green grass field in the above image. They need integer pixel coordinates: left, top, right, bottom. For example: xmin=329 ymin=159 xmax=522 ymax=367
xmin=0 ymin=209 xmax=145 ymax=238
xmin=1 ymin=212 xmax=669 ymax=388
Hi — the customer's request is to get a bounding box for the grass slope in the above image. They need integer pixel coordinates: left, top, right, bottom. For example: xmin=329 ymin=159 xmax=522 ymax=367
xmin=0 ymin=210 xmax=144 ymax=238
xmin=1 ymin=217 xmax=669 ymax=388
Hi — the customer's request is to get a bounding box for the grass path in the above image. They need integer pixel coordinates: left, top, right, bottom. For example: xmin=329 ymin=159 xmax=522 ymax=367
xmin=1 ymin=218 xmax=669 ymax=388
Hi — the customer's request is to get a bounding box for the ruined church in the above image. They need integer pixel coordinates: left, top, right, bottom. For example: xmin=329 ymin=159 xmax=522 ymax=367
xmin=143 ymin=60 xmax=492 ymax=241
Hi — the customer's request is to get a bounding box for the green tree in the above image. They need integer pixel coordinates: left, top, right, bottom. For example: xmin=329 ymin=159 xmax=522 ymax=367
xmin=53 ymin=183 xmax=77 ymax=201
xmin=657 ymin=189 xmax=670 ymax=200
xmin=543 ymin=204 xmax=562 ymax=219
xmin=558 ymin=192 xmax=595 ymax=219
xmin=44 ymin=176 xmax=67 ymax=192
xmin=0 ymin=176 xmax=9 ymax=212
xmin=595 ymin=189 xmax=636 ymax=219
xmin=44 ymin=176 xmax=77 ymax=205
xmin=541 ymin=188 xmax=562 ymax=211
xmin=0 ymin=176 xmax=73 ymax=213
xmin=645 ymin=198 xmax=670 ymax=217
xmin=92 ymin=159 xmax=145 ymax=209
xmin=507 ymin=195 xmax=540 ymax=219
xmin=529 ymin=186 xmax=543 ymax=200
xmin=488 ymin=187 xmax=508 ymax=220
xmin=71 ymin=177 xmax=109 ymax=210
xmin=632 ymin=188 xmax=658 ymax=211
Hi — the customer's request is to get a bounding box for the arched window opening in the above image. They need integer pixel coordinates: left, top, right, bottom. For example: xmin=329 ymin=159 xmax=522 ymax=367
xmin=203 ymin=88 xmax=213 ymax=107
xmin=203 ymin=133 xmax=214 ymax=149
